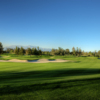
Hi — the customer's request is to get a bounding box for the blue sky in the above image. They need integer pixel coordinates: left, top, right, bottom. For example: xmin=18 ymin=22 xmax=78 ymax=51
xmin=0 ymin=0 xmax=100 ymax=52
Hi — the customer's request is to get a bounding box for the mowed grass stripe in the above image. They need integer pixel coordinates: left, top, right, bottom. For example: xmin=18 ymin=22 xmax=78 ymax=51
xmin=1 ymin=57 xmax=100 ymax=100
xmin=0 ymin=58 xmax=100 ymax=86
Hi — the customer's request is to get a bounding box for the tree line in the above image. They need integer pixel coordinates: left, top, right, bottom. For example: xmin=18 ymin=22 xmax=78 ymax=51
xmin=9 ymin=46 xmax=42 ymax=56
xmin=50 ymin=47 xmax=82 ymax=56
xmin=0 ymin=42 xmax=100 ymax=57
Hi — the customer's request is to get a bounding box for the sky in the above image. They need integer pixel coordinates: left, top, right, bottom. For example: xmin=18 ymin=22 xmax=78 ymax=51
xmin=0 ymin=0 xmax=100 ymax=52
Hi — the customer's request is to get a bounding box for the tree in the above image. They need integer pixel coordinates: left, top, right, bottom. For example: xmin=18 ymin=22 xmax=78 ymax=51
xmin=36 ymin=46 xmax=42 ymax=55
xmin=26 ymin=48 xmax=32 ymax=56
xmin=76 ymin=47 xmax=79 ymax=52
xmin=38 ymin=50 xmax=42 ymax=55
xmin=6 ymin=48 xmax=11 ymax=53
xmin=72 ymin=47 xmax=76 ymax=56
xmin=58 ymin=47 xmax=64 ymax=56
xmin=82 ymin=50 xmax=84 ymax=56
xmin=98 ymin=50 xmax=100 ymax=58
xmin=0 ymin=42 xmax=3 ymax=55
xmin=85 ymin=52 xmax=88 ymax=56
xmin=55 ymin=49 xmax=59 ymax=55
xmin=34 ymin=48 xmax=38 ymax=55
xmin=76 ymin=47 xmax=79 ymax=56
xmin=10 ymin=49 xmax=14 ymax=54
xmin=32 ymin=48 xmax=35 ymax=55
xmin=94 ymin=50 xmax=97 ymax=57
xmin=37 ymin=46 xmax=39 ymax=51
xmin=88 ymin=51 xmax=92 ymax=56
xmin=58 ymin=47 xmax=62 ymax=55
xmin=19 ymin=47 xmax=24 ymax=55
xmin=79 ymin=48 xmax=82 ymax=56
xmin=60 ymin=49 xmax=65 ymax=56
xmin=65 ymin=49 xmax=70 ymax=55
xmin=14 ymin=46 xmax=19 ymax=55
xmin=51 ymin=48 xmax=55 ymax=55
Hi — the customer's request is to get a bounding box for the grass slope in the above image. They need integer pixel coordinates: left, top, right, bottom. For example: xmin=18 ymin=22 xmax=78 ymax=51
xmin=0 ymin=57 xmax=100 ymax=100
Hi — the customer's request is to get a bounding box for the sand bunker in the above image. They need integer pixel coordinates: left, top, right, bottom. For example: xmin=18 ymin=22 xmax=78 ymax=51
xmin=8 ymin=59 xmax=27 ymax=62
xmin=28 ymin=59 xmax=69 ymax=63
xmin=50 ymin=57 xmax=54 ymax=58
xmin=0 ymin=59 xmax=70 ymax=63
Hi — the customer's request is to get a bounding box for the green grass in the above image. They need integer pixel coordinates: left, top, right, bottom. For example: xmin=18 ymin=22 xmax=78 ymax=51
xmin=0 ymin=54 xmax=54 ymax=60
xmin=0 ymin=56 xmax=100 ymax=100
xmin=0 ymin=53 xmax=77 ymax=60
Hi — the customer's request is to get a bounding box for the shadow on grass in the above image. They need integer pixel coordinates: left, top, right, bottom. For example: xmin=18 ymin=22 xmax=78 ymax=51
xmin=73 ymin=61 xmax=81 ymax=63
xmin=67 ymin=61 xmax=81 ymax=63
xmin=0 ymin=77 xmax=100 ymax=95
xmin=1 ymin=68 xmax=100 ymax=95
xmin=0 ymin=68 xmax=100 ymax=82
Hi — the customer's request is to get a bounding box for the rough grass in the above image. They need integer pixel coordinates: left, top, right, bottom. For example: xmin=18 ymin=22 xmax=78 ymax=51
xmin=0 ymin=56 xmax=100 ymax=100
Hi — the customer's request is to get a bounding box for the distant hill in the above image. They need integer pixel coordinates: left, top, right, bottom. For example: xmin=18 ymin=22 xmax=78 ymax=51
xmin=4 ymin=45 xmax=52 ymax=51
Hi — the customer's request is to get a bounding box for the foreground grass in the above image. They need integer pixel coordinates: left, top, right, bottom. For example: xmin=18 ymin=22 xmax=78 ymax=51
xmin=1 ymin=78 xmax=100 ymax=100
xmin=0 ymin=57 xmax=100 ymax=100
